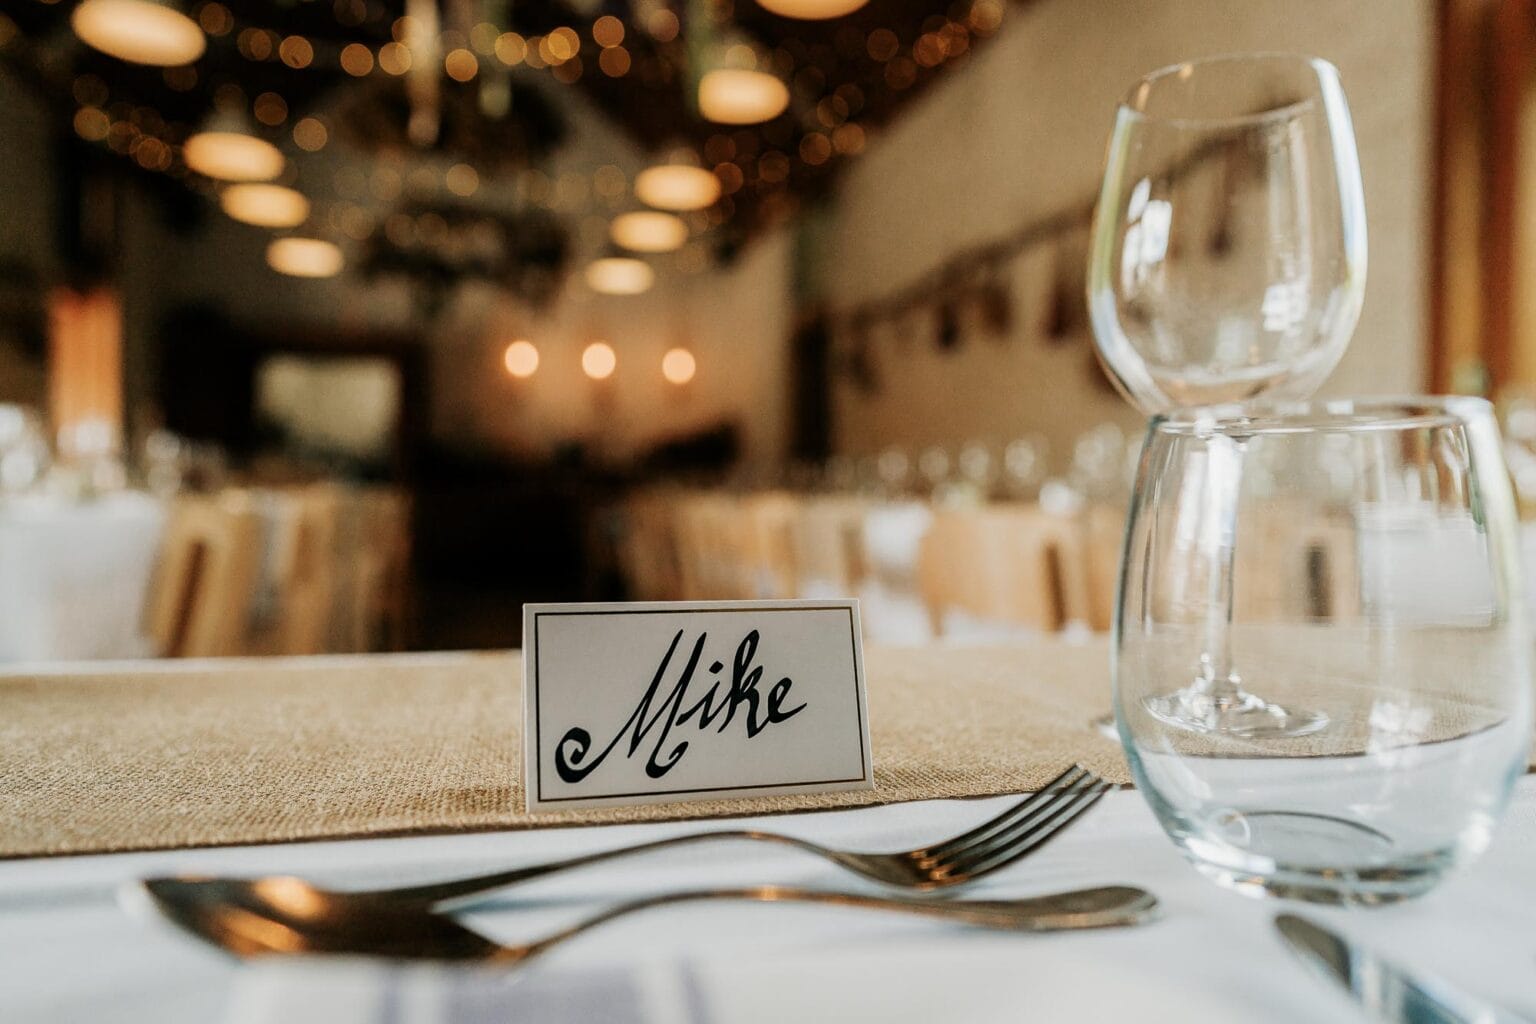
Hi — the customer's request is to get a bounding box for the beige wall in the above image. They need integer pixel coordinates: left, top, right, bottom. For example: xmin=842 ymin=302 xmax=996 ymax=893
xmin=429 ymin=227 xmax=792 ymax=466
xmin=823 ymin=0 xmax=1434 ymax=460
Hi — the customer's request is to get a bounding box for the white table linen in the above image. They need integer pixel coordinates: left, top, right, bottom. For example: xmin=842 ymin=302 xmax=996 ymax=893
xmin=1 ymin=779 xmax=1532 ymax=1023
xmin=0 ymin=492 xmax=166 ymax=663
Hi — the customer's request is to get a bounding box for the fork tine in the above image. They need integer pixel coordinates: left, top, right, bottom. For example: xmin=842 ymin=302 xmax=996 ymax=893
xmin=919 ymin=764 xmax=1088 ymax=861
xmin=922 ymin=766 xmax=1097 ymax=863
xmin=938 ymin=781 xmax=1111 ymax=881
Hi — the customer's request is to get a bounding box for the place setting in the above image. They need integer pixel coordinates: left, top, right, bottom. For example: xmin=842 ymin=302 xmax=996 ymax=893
xmin=1 ymin=2 xmax=1535 ymax=1022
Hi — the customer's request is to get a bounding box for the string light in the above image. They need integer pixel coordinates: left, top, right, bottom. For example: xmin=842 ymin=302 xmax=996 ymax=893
xmin=292 ymin=117 xmax=328 ymax=152
xmin=378 ymin=41 xmax=411 ymax=74
xmin=340 ymin=42 xmax=374 ymax=75
xmin=444 ymin=47 xmax=479 ymax=81
xmin=592 ymin=16 xmax=624 ymax=47
xmin=494 ymin=32 xmax=526 ymax=66
xmin=598 ymin=46 xmax=631 ymax=77
xmin=445 ymin=163 xmax=479 ymax=197
xmin=252 ymin=91 xmax=287 ymax=126
xmin=582 ymin=341 xmax=617 ymax=380
xmin=279 ymin=35 xmax=314 ymax=68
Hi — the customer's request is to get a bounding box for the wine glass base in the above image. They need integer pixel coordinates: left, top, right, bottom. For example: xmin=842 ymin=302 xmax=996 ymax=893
xmin=1143 ymin=683 xmax=1329 ymax=738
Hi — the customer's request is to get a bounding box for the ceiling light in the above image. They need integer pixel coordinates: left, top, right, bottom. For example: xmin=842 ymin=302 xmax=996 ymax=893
xmin=184 ymin=111 xmax=285 ymax=182
xmin=635 ymin=165 xmax=721 ymax=211
xmin=698 ymin=69 xmax=789 ymax=125
xmin=266 ymin=237 xmax=344 ymax=278
xmin=219 ymin=184 xmax=310 ymax=228
xmin=585 ymin=257 xmax=654 ymax=295
xmin=610 ymin=211 xmax=689 ymax=253
xmin=71 ymin=0 xmax=206 ymax=66
xmin=755 ymin=0 xmax=870 ymax=16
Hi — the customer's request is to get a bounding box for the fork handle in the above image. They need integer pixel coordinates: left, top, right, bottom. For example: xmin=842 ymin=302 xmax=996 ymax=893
xmin=350 ymin=830 xmax=838 ymax=908
xmin=496 ymin=885 xmax=1159 ymax=964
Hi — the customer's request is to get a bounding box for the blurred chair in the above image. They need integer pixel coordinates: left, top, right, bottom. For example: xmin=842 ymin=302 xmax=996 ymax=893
xmin=146 ymin=493 xmax=264 ymax=658
xmin=1084 ymin=503 xmax=1127 ymax=632
xmin=617 ymin=490 xmax=684 ymax=601
xmin=740 ymin=491 xmax=800 ymax=599
xmin=342 ymin=486 xmax=412 ymax=652
xmin=793 ymin=496 xmax=868 ymax=598
xmin=918 ymin=503 xmax=1093 ymax=640
xmin=857 ymin=500 xmax=934 ymax=643
xmin=1238 ymin=504 xmax=1359 ymax=622
xmin=268 ymin=485 xmax=344 ymax=656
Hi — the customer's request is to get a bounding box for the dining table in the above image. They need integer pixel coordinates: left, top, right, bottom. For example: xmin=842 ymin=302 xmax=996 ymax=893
xmin=2 ymin=641 xmax=1533 ymax=1024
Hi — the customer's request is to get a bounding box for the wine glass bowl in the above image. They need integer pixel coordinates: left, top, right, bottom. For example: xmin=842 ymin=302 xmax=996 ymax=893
xmin=1115 ymin=398 xmax=1532 ymax=903
xmin=1088 ymin=53 xmax=1367 ymax=414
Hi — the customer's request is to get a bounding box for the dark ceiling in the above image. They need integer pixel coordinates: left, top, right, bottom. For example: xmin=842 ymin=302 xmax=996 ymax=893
xmin=0 ymin=0 xmax=1007 ymax=276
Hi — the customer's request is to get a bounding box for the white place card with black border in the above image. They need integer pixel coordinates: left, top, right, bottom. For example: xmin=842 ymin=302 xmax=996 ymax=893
xmin=522 ymin=600 xmax=872 ymax=813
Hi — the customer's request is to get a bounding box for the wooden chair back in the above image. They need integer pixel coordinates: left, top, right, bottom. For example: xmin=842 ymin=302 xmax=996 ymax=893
xmin=918 ymin=503 xmax=1094 ymax=635
xmin=146 ymin=494 xmax=263 ymax=658
xmin=791 ymin=497 xmax=867 ymax=597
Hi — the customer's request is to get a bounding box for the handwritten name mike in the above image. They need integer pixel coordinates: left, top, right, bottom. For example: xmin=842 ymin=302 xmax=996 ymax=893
xmin=555 ymin=628 xmax=807 ymax=783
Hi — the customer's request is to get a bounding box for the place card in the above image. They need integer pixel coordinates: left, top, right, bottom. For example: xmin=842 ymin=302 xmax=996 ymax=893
xmin=522 ymin=600 xmax=872 ymax=813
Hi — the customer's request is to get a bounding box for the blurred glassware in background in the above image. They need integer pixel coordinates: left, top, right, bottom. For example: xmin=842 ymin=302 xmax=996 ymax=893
xmin=957 ymin=440 xmax=997 ymax=491
xmin=1069 ymin=422 xmax=1130 ymax=503
xmin=0 ymin=405 xmax=50 ymax=496
xmin=1116 ymin=398 xmax=1531 ymax=904
xmin=875 ymin=446 xmax=912 ymax=497
xmin=916 ymin=445 xmax=952 ymax=496
xmin=1000 ymin=435 xmax=1049 ymax=500
xmin=141 ymin=429 xmax=187 ymax=497
xmin=1500 ymin=393 xmax=1536 ymax=515
xmin=823 ymin=453 xmax=857 ymax=492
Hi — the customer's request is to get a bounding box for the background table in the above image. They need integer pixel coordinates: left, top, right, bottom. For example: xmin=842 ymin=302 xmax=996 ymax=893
xmin=2 ymin=779 xmax=1532 ymax=1023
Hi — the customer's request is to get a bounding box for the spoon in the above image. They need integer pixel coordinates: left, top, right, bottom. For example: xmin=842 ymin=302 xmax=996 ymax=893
xmin=128 ymin=877 xmax=1159 ymax=964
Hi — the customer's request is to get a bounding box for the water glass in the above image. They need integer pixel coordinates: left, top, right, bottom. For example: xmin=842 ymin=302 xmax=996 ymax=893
xmin=1116 ymin=398 xmax=1532 ymax=903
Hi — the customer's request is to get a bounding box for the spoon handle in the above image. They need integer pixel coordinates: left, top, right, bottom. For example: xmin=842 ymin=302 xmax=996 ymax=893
xmin=350 ymin=830 xmax=845 ymax=908
xmin=496 ymin=884 xmax=1159 ymax=963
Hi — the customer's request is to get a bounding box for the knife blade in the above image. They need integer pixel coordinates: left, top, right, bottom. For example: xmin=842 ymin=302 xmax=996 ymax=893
xmin=1275 ymin=913 xmax=1532 ymax=1024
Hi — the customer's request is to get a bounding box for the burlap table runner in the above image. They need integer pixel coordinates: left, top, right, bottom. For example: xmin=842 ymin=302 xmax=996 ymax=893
xmin=0 ymin=642 xmax=1129 ymax=858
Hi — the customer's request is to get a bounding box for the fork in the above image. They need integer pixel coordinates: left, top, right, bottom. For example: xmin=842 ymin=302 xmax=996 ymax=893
xmin=374 ymin=763 xmax=1108 ymax=906
xmin=149 ymin=765 xmax=1111 ymax=919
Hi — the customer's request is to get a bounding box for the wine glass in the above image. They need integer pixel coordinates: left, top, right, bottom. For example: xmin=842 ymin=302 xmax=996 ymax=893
xmin=1116 ymin=398 xmax=1531 ymax=903
xmin=1088 ymin=54 xmax=1367 ymax=737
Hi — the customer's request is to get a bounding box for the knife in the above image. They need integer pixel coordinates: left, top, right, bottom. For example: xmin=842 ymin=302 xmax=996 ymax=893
xmin=1275 ymin=913 xmax=1532 ymax=1024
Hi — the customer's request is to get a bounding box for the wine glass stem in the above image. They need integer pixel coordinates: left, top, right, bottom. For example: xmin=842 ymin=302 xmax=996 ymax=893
xmin=1199 ymin=435 xmax=1246 ymax=694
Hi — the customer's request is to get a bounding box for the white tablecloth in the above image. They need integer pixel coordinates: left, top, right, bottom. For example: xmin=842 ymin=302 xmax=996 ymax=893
xmin=0 ymin=492 xmax=166 ymax=663
xmin=1 ymin=779 xmax=1532 ymax=1023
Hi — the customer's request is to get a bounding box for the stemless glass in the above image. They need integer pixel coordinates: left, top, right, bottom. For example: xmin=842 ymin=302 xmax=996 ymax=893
xmin=1116 ymin=398 xmax=1532 ymax=903
xmin=1088 ymin=53 xmax=1368 ymax=738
